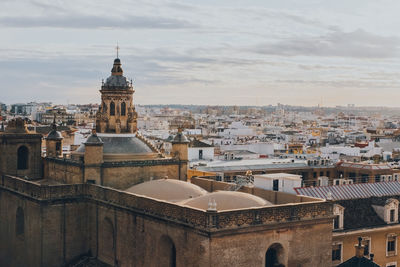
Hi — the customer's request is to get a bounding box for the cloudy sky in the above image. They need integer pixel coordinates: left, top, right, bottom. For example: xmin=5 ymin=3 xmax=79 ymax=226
xmin=1 ymin=0 xmax=400 ymax=106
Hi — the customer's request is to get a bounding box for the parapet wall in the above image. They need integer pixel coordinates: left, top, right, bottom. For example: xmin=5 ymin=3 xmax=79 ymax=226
xmin=1 ymin=175 xmax=332 ymax=232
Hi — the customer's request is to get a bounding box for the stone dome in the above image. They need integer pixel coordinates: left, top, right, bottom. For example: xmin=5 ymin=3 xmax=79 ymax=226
xmin=46 ymin=121 xmax=63 ymax=140
xmin=46 ymin=129 xmax=63 ymax=140
xmin=125 ymin=179 xmax=208 ymax=202
xmin=180 ymin=191 xmax=272 ymax=211
xmin=104 ymin=75 xmax=129 ymax=87
xmin=74 ymin=133 xmax=159 ymax=161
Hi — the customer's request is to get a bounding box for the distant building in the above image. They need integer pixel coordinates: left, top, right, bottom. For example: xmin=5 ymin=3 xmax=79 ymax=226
xmin=188 ymin=139 xmax=214 ymax=161
xmin=296 ymin=182 xmax=400 ymax=267
xmin=254 ymin=173 xmax=302 ymax=194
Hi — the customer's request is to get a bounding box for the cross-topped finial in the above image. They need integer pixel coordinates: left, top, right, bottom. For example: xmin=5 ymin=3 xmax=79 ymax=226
xmin=116 ymin=43 xmax=120 ymax=58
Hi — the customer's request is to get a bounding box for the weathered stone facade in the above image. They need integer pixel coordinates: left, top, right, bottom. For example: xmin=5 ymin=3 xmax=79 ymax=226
xmin=0 ymin=175 xmax=333 ymax=267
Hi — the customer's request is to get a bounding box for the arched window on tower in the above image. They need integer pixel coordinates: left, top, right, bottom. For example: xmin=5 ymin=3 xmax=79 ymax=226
xmin=121 ymin=102 xmax=126 ymax=116
xmin=16 ymin=207 xmax=24 ymax=237
xmin=17 ymin=146 xmax=29 ymax=170
xmin=110 ymin=102 xmax=115 ymax=116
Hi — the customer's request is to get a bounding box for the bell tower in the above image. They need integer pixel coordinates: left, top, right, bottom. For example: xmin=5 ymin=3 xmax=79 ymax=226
xmin=0 ymin=118 xmax=42 ymax=179
xmin=96 ymin=57 xmax=138 ymax=133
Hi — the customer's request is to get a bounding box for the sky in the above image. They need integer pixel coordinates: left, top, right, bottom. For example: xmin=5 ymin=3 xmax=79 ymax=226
xmin=1 ymin=0 xmax=400 ymax=107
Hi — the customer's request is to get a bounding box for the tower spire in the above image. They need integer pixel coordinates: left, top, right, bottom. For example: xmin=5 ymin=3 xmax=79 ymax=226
xmin=116 ymin=43 xmax=120 ymax=59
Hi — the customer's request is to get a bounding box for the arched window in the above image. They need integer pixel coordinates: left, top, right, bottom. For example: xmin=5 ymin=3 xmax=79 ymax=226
xmin=265 ymin=243 xmax=285 ymax=267
xmin=16 ymin=207 xmax=24 ymax=236
xmin=17 ymin=146 xmax=29 ymax=170
xmin=121 ymin=102 xmax=126 ymax=116
xmin=159 ymin=235 xmax=176 ymax=267
xmin=110 ymin=102 xmax=115 ymax=116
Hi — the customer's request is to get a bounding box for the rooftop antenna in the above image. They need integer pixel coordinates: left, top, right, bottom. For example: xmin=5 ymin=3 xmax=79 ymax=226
xmin=116 ymin=43 xmax=120 ymax=58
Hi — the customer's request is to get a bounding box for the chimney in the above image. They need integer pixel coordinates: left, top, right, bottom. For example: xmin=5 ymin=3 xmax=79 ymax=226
xmin=355 ymin=237 xmax=364 ymax=258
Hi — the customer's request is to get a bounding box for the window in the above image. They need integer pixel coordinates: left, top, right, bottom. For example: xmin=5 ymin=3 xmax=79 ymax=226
xmin=333 ymin=216 xmax=339 ymax=230
xmin=17 ymin=146 xmax=29 ymax=170
xmin=273 ymin=180 xmax=279 ymax=191
xmin=327 ymin=171 xmax=330 ymax=177
xmin=361 ymin=237 xmax=371 ymax=257
xmin=110 ymin=101 xmax=115 ymax=116
xmin=387 ymin=234 xmax=397 ymax=256
xmin=56 ymin=142 xmax=61 ymax=153
xmin=121 ymin=102 xmax=126 ymax=116
xmin=384 ymin=199 xmax=399 ymax=224
xmin=320 ymin=171 xmax=324 ymax=176
xmin=313 ymin=172 xmax=317 ymax=178
xmin=332 ymin=243 xmax=342 ymax=262
xmin=333 ymin=204 xmax=345 ymax=230
xmin=391 ymin=209 xmax=396 ymax=223
xmin=199 ymin=149 xmax=203 ymax=160
xmin=386 ymin=263 xmax=396 ymax=267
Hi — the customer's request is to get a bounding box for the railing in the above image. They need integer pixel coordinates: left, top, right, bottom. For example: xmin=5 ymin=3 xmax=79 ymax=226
xmin=0 ymin=175 xmax=332 ymax=231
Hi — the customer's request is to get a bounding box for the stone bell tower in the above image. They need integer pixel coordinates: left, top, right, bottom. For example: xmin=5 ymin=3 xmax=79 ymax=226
xmin=0 ymin=118 xmax=42 ymax=179
xmin=96 ymin=57 xmax=138 ymax=134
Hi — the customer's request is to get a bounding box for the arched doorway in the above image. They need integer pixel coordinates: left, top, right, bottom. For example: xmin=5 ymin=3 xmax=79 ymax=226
xmin=265 ymin=243 xmax=285 ymax=267
xmin=159 ymin=235 xmax=176 ymax=267
xmin=17 ymin=146 xmax=29 ymax=170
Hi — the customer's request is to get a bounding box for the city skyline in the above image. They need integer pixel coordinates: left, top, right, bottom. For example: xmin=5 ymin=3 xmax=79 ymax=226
xmin=2 ymin=0 xmax=400 ymax=106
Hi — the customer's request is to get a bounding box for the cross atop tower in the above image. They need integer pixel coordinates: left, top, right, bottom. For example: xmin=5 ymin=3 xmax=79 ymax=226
xmin=116 ymin=43 xmax=120 ymax=58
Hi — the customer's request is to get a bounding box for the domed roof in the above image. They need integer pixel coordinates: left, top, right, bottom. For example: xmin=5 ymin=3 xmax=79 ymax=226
xmin=126 ymin=179 xmax=207 ymax=202
xmin=46 ymin=121 xmax=63 ymax=140
xmin=85 ymin=131 xmax=103 ymax=145
xmin=180 ymin=191 xmax=271 ymax=211
xmin=104 ymin=75 xmax=129 ymax=87
xmin=102 ymin=57 xmax=132 ymax=89
xmin=74 ymin=133 xmax=158 ymax=161
xmin=47 ymin=129 xmax=63 ymax=140
xmin=172 ymin=130 xmax=189 ymax=144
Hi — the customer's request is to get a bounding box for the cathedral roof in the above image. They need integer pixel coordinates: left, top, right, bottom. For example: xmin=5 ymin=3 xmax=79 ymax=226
xmin=126 ymin=179 xmax=208 ymax=202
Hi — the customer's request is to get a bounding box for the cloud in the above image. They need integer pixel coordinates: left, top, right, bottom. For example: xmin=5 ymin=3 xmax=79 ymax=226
xmin=250 ymin=29 xmax=400 ymax=58
xmin=275 ymin=79 xmax=399 ymax=89
xmin=0 ymin=14 xmax=196 ymax=29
